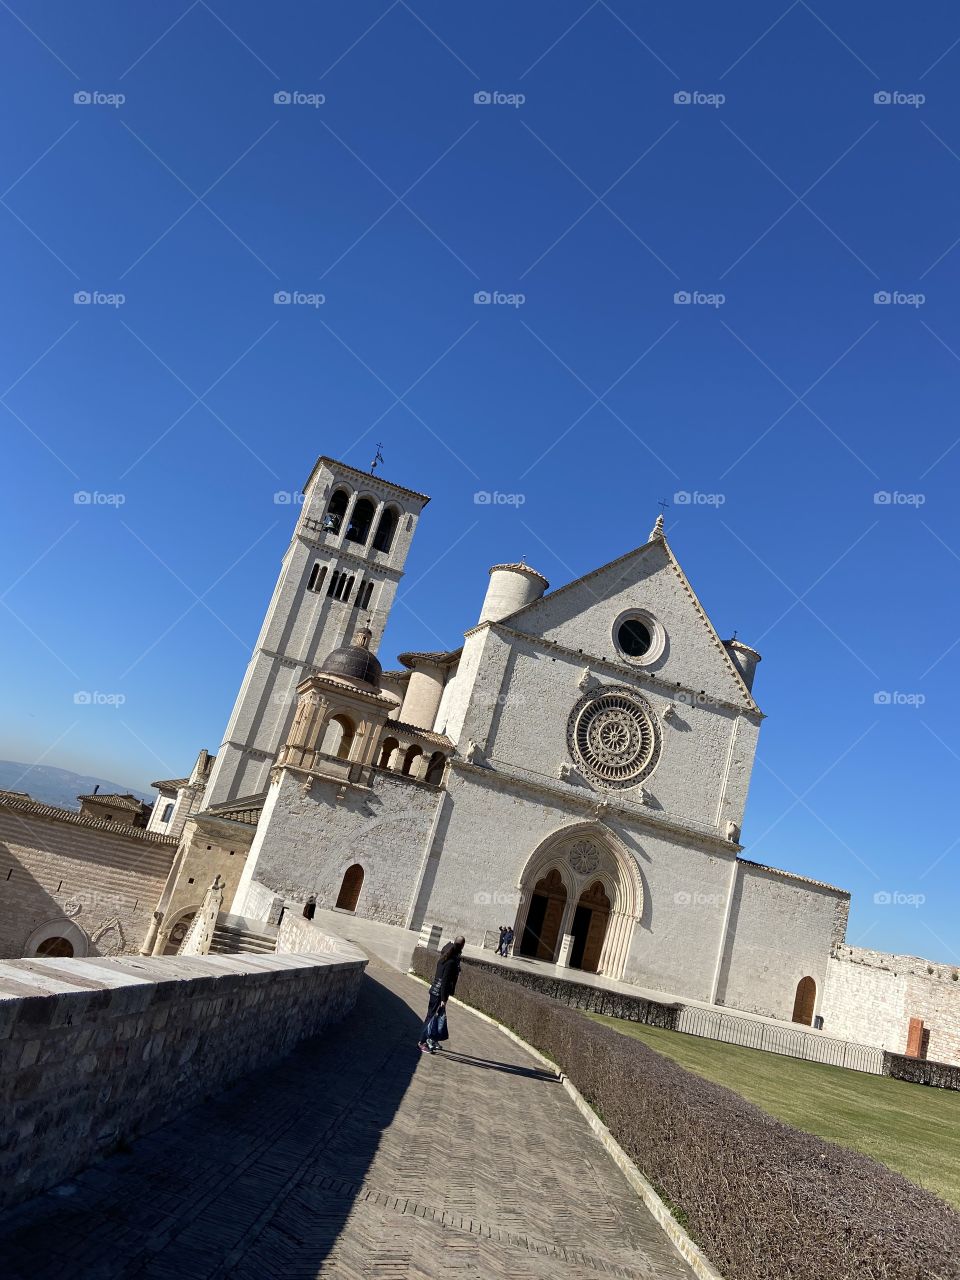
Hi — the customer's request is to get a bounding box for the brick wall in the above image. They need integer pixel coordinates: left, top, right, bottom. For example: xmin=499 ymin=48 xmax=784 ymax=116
xmin=0 ymin=942 xmax=367 ymax=1210
xmin=0 ymin=801 xmax=177 ymax=960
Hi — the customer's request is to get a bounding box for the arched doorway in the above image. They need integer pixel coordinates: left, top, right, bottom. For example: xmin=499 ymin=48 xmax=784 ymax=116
xmin=518 ymin=868 xmax=568 ymax=961
xmin=163 ymin=910 xmax=197 ymax=954
xmin=336 ymin=864 xmax=364 ymax=911
xmin=570 ymin=881 xmax=611 ymax=972
xmin=792 ymin=976 xmax=816 ymax=1025
xmin=513 ymin=823 xmax=643 ymax=981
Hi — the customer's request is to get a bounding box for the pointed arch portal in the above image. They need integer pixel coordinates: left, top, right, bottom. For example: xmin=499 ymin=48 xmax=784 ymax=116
xmin=513 ymin=823 xmax=642 ymax=979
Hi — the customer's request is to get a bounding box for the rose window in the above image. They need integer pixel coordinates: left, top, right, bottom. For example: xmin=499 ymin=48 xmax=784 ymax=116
xmin=567 ymin=687 xmax=662 ymax=789
xmin=569 ymin=840 xmax=601 ymax=875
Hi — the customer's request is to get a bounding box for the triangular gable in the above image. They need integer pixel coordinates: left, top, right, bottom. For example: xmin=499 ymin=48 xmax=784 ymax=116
xmin=491 ymin=535 xmax=761 ymax=713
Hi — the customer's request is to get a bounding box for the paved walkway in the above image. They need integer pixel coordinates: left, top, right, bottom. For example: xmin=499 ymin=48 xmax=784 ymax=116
xmin=0 ymin=958 xmax=695 ymax=1279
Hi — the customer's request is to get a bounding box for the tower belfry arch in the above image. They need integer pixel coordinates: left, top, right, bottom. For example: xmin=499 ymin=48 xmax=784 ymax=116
xmin=202 ymin=456 xmax=430 ymax=808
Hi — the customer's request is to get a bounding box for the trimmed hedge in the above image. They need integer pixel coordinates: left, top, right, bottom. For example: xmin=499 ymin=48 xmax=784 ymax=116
xmin=461 ymin=953 xmax=680 ymax=1027
xmin=885 ymin=1052 xmax=960 ymax=1091
xmin=414 ymin=947 xmax=960 ymax=1280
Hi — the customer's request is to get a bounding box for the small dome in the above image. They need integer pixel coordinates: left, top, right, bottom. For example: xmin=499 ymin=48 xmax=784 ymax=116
xmin=319 ymin=626 xmax=382 ymax=688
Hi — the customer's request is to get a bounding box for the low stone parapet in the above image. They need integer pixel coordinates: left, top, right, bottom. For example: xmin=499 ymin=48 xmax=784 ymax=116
xmin=0 ymin=941 xmax=367 ymax=1210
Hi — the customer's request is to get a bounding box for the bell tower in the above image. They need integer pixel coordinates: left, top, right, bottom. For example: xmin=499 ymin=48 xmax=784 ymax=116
xmin=202 ymin=455 xmax=430 ymax=808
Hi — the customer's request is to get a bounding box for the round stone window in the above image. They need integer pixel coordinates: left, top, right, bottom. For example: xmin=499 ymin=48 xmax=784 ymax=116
xmin=613 ymin=609 xmax=665 ymax=665
xmin=567 ymin=686 xmax=662 ymax=789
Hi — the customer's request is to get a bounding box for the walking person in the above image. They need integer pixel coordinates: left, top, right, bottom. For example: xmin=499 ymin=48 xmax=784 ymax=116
xmin=418 ymin=936 xmax=465 ymax=1054
xmin=503 ymin=925 xmax=514 ymax=957
xmin=496 ymin=925 xmax=507 ymax=956
xmin=302 ymin=894 xmax=316 ymax=921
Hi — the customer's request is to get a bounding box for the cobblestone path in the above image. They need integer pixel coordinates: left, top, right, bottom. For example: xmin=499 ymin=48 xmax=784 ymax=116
xmin=0 ymin=959 xmax=696 ymax=1279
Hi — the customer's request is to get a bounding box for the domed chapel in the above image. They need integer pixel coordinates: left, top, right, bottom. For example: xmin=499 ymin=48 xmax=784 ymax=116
xmin=145 ymin=454 xmax=851 ymax=1025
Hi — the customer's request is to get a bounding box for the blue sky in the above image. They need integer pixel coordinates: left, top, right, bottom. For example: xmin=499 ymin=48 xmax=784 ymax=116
xmin=2 ymin=1 xmax=959 ymax=962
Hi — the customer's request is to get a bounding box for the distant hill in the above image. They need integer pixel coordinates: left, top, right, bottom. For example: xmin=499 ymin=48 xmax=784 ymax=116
xmin=0 ymin=761 xmax=153 ymax=811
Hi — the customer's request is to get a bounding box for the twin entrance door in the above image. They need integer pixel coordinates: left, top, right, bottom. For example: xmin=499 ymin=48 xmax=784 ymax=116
xmin=517 ymin=869 xmax=611 ymax=973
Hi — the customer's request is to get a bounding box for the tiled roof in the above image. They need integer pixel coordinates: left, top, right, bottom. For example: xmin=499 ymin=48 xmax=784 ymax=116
xmin=306 ymin=456 xmax=431 ymax=504
xmin=738 ymin=857 xmax=849 ymax=896
xmin=384 ymin=720 xmax=453 ymax=748
xmin=396 ymin=649 xmax=461 ymax=670
xmin=150 ymin=777 xmax=190 ymax=791
xmin=77 ymin=793 xmax=147 ymax=812
xmin=204 ymin=793 xmax=267 ymax=826
xmin=0 ymin=793 xmax=177 ymax=845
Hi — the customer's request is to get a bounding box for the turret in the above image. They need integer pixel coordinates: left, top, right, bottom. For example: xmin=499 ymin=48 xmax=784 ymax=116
xmin=478 ymin=562 xmax=549 ymax=625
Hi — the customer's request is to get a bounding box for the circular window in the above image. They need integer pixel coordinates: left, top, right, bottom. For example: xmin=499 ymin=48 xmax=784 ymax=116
xmin=618 ymin=617 xmax=652 ymax=656
xmin=613 ymin=609 xmax=665 ymax=665
xmin=35 ymin=936 xmax=74 ymax=958
xmin=567 ymin=687 xmax=662 ymax=789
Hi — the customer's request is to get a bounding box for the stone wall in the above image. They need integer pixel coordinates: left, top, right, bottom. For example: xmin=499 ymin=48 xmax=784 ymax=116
xmin=237 ymin=767 xmax=441 ymax=927
xmin=0 ymin=799 xmax=177 ymax=960
xmin=0 ymin=941 xmax=366 ymax=1210
xmin=715 ymin=862 xmax=847 ymax=1021
xmin=822 ymin=946 xmax=960 ymax=1066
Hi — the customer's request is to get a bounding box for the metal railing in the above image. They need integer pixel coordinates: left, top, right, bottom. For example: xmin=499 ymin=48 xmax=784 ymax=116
xmin=676 ymin=1004 xmax=884 ymax=1074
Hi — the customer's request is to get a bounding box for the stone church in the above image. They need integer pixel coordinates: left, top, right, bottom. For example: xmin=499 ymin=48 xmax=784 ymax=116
xmin=143 ymin=454 xmax=853 ymax=1027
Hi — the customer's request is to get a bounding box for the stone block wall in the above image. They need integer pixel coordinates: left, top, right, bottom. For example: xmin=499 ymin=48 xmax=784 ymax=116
xmin=823 ymin=946 xmax=960 ymax=1066
xmin=240 ymin=768 xmax=440 ymax=927
xmin=0 ymin=942 xmax=366 ymax=1210
xmin=0 ymin=801 xmax=177 ymax=960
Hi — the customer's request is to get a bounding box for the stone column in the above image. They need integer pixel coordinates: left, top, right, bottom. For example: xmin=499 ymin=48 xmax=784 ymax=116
xmin=557 ymin=933 xmax=575 ymax=967
xmin=140 ymin=911 xmax=163 ymax=956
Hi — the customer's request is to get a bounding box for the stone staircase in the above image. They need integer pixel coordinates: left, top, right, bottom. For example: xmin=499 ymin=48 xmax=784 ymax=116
xmin=208 ymin=912 xmax=278 ymax=957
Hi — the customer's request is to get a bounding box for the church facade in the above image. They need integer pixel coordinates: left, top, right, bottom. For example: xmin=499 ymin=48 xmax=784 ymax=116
xmin=145 ymin=455 xmax=852 ymax=1027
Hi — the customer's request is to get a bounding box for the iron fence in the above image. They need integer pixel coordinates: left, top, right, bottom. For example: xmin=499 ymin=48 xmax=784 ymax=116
xmin=676 ymin=1005 xmax=884 ymax=1074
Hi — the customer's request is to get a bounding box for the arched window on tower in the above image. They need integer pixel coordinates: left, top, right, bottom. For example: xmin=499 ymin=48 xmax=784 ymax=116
xmin=401 ymin=745 xmax=422 ymax=777
xmin=324 ymin=488 xmax=350 ymax=533
xmin=372 ymin=507 xmax=397 ymax=553
xmin=362 ymin=581 xmax=375 ymax=609
xmin=345 ymin=498 xmax=375 ymax=545
xmin=307 ymin=562 xmax=327 ymax=593
xmin=321 ymin=714 xmax=356 ymax=760
xmin=378 ymin=737 xmax=399 ymax=768
xmin=424 ymin=751 xmax=447 ymax=785
xmin=161 ymin=802 xmax=174 ymax=823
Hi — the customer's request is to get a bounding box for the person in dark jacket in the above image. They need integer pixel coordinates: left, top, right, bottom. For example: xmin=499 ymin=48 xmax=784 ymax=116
xmin=302 ymin=895 xmax=317 ymax=921
xmin=418 ymin=936 xmax=465 ymax=1053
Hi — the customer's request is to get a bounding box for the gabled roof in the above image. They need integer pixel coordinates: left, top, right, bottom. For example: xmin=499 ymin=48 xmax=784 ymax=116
xmin=77 ymin=793 xmax=148 ymax=811
xmin=151 ymin=777 xmax=190 ymax=792
xmin=475 ymin=531 xmax=762 ymax=715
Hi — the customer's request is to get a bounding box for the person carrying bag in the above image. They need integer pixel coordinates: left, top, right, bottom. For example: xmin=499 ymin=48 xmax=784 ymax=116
xmin=418 ymin=936 xmax=464 ymax=1054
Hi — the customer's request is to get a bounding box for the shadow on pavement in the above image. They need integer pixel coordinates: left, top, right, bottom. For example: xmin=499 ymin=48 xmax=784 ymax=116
xmin=437 ymin=1049 xmax=561 ymax=1081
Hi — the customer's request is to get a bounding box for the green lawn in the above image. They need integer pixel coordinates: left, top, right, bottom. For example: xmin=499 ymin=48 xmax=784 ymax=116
xmin=587 ymin=1013 xmax=960 ymax=1209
